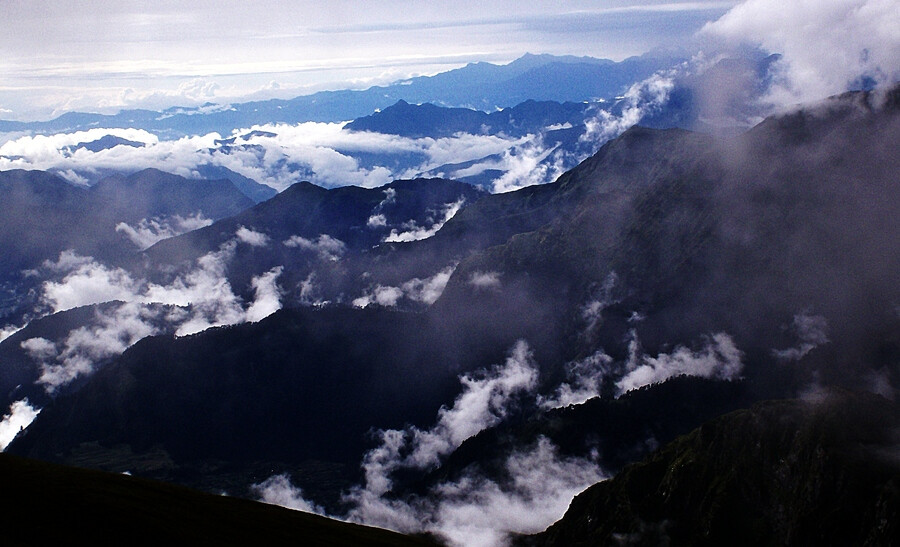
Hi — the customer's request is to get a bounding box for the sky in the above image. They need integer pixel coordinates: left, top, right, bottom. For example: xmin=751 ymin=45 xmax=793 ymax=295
xmin=0 ymin=1 xmax=740 ymax=120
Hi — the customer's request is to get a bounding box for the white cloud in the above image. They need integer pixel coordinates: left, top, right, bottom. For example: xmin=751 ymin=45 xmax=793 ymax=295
xmin=407 ymin=340 xmax=538 ymax=469
xmin=252 ymin=474 xmax=326 ymax=515
xmin=581 ymin=272 xmax=619 ymax=336
xmin=0 ymin=129 xmax=220 ymax=182
xmin=245 ymin=266 xmax=283 ymax=322
xmin=36 ymin=237 xmax=284 ymax=345
xmin=616 ymin=332 xmax=744 ymax=395
xmin=41 ymin=249 xmax=95 ymax=273
xmin=352 ymin=285 xmax=404 ymax=308
xmin=539 ymin=349 xmax=614 ymax=409
xmin=41 ymin=252 xmax=140 ymax=313
xmin=468 ymin=271 xmax=501 ymax=290
xmin=116 ymin=213 xmax=213 ymax=250
xmin=235 ymin=225 xmax=269 ymax=247
xmin=56 ymin=169 xmax=90 ymax=186
xmin=335 ymin=341 xmax=606 ymax=546
xmin=428 ymin=437 xmax=606 ymax=547
xmin=490 ymin=141 xmax=567 ymax=194
xmin=366 ymin=187 xmax=397 ymax=228
xmin=703 ymin=0 xmax=900 ymax=105
xmin=376 ymin=187 xmax=397 ymax=208
xmin=773 ymin=312 xmax=829 ymax=361
xmin=0 ymin=127 xmax=157 ymax=158
xmin=0 ymin=121 xmax=534 ymax=193
xmin=0 ymin=399 xmax=41 ymax=451
xmin=283 ymin=234 xmax=347 ymax=261
xmin=0 ymin=324 xmax=24 ymax=343
xmin=353 ymin=265 xmax=456 ymax=308
xmin=367 ymin=214 xmax=387 ymax=228
xmin=401 ymin=265 xmax=456 ymax=306
xmin=297 ymin=273 xmax=329 ymax=307
xmin=26 ymin=302 xmax=160 ymax=392
xmin=384 ymin=198 xmax=465 ymax=243
xmin=580 ymin=71 xmax=676 ymax=144
xmin=352 ymin=340 xmax=537 ymax=480
xmin=143 ymin=243 xmax=246 ymax=336
xmin=24 ymin=244 xmax=294 ymax=391
xmin=20 ymin=337 xmax=58 ymax=361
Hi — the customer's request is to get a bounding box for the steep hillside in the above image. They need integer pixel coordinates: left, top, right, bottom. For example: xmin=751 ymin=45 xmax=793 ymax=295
xmin=521 ymin=391 xmax=900 ymax=546
xmin=0 ymin=453 xmax=435 ymax=546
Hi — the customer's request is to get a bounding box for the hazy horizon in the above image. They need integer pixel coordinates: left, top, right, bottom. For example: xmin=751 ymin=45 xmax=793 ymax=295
xmin=1 ymin=1 xmax=740 ymax=120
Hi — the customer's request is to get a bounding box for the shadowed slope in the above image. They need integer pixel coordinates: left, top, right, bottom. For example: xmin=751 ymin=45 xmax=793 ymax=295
xmin=0 ymin=453 xmax=435 ymax=546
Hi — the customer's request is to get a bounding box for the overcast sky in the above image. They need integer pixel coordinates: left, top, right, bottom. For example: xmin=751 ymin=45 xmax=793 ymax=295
xmin=0 ymin=1 xmax=739 ymax=119
xmin=2 ymin=0 xmax=897 ymax=121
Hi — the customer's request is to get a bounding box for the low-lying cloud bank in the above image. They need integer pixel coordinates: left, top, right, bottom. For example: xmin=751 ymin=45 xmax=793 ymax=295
xmin=0 ymin=123 xmax=554 ymax=192
xmin=256 ymin=333 xmax=746 ymax=546
xmin=0 ymin=76 xmax=681 ymax=195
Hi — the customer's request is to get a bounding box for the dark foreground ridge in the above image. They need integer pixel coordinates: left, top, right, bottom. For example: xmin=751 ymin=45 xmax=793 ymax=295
xmin=0 ymin=453 xmax=435 ymax=546
xmin=519 ymin=390 xmax=900 ymax=546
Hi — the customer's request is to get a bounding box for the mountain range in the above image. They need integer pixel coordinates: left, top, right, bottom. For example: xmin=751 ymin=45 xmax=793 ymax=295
xmin=0 ymin=52 xmax=683 ymax=138
xmin=1 ymin=83 xmax=898 ymax=544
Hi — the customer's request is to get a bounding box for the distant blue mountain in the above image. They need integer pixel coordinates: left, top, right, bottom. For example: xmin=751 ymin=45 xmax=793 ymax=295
xmin=346 ymin=99 xmax=592 ymax=138
xmin=0 ymin=52 xmax=684 ymax=138
xmin=63 ymin=135 xmax=145 ymax=154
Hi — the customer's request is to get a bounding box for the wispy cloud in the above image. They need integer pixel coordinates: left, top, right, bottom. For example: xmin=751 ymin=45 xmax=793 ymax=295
xmin=703 ymin=0 xmax=900 ymax=105
xmin=116 ymin=213 xmax=212 ymax=250
xmin=252 ymin=474 xmax=325 ymax=514
xmin=468 ymin=271 xmax=502 ymax=290
xmin=235 ymin=226 xmax=270 ymax=247
xmin=250 ymin=341 xmax=607 ymax=547
xmin=353 ymin=266 xmax=457 ymax=308
xmin=539 ymin=349 xmax=614 ymax=409
xmin=0 ymin=399 xmax=40 ymax=451
xmin=283 ymin=234 xmax=347 ymax=261
xmin=773 ymin=312 xmax=829 ymax=361
xmin=384 ymin=199 xmax=465 ymax=242
xmin=336 ymin=341 xmax=608 ymax=546
xmin=25 ymin=302 xmax=160 ymax=392
xmin=23 ymin=227 xmax=289 ymax=392
xmin=616 ymin=331 xmax=744 ymax=395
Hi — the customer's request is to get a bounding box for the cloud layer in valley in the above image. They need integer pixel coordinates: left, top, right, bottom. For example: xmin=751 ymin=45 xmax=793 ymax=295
xmin=0 ymin=78 xmax=685 ymax=194
xmin=19 ymin=228 xmax=288 ymax=393
xmin=255 ymin=332 xmax=747 ymax=545
xmin=255 ymin=341 xmax=607 ymax=547
xmin=0 ymin=123 xmax=547 ymax=192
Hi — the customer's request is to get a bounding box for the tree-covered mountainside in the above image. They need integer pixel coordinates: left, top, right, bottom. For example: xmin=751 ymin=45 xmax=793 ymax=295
xmin=519 ymin=390 xmax=900 ymax=546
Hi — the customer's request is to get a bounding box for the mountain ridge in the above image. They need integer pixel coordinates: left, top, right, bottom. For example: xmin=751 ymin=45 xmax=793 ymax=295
xmin=0 ymin=53 xmax=684 ymax=137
